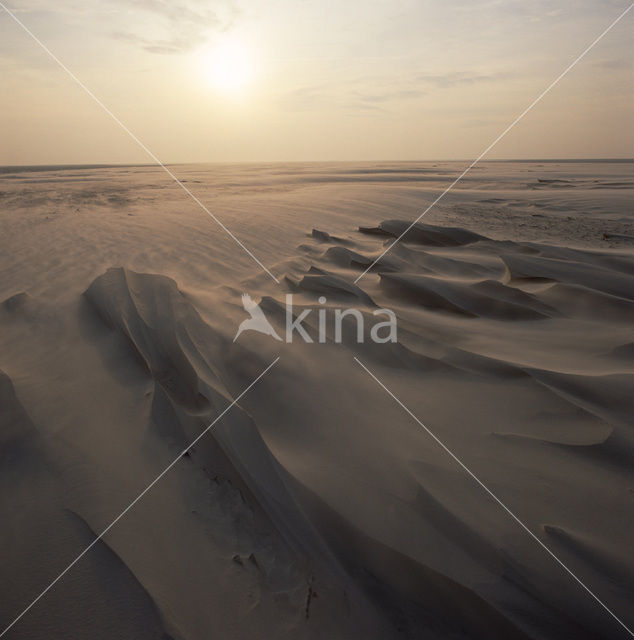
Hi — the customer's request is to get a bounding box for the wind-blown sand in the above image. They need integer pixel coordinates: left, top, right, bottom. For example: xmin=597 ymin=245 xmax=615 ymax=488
xmin=0 ymin=161 xmax=633 ymax=639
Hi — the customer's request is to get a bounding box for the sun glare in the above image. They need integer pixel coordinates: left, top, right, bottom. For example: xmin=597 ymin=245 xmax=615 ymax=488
xmin=204 ymin=38 xmax=254 ymax=93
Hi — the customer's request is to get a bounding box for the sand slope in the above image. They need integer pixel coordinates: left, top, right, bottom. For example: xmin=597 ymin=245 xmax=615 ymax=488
xmin=1 ymin=162 xmax=633 ymax=639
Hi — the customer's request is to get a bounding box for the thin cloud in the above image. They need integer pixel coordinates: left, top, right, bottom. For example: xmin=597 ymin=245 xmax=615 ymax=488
xmin=413 ymin=70 xmax=512 ymax=88
xmin=5 ymin=0 xmax=239 ymax=55
xmin=279 ymin=67 xmax=510 ymax=113
xmin=109 ymin=0 xmax=239 ymax=54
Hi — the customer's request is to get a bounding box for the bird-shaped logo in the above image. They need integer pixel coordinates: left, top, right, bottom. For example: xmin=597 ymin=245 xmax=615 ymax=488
xmin=233 ymin=293 xmax=283 ymax=342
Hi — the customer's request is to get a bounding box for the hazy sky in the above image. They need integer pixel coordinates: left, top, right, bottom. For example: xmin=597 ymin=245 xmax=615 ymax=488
xmin=0 ymin=0 xmax=632 ymax=164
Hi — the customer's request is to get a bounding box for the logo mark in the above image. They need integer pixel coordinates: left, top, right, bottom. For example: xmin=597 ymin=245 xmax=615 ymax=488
xmin=234 ymin=293 xmax=397 ymax=344
xmin=233 ymin=293 xmax=283 ymax=342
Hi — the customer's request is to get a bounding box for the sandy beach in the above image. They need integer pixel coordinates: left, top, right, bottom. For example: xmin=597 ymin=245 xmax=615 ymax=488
xmin=0 ymin=160 xmax=632 ymax=639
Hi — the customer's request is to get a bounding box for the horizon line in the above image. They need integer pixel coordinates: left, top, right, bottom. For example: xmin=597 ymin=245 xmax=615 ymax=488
xmin=1 ymin=157 xmax=633 ymax=172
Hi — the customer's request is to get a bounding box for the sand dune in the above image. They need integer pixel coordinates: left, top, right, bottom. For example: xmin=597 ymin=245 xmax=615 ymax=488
xmin=1 ymin=162 xmax=633 ymax=639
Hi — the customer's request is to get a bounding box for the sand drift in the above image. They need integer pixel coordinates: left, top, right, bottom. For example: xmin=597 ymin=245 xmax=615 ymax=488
xmin=1 ymin=163 xmax=633 ymax=639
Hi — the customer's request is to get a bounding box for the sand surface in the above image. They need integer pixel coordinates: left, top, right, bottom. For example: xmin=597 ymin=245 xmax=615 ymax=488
xmin=1 ymin=161 xmax=633 ymax=639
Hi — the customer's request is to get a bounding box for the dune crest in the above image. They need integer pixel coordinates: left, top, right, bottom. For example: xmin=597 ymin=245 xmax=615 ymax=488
xmin=1 ymin=162 xmax=633 ymax=639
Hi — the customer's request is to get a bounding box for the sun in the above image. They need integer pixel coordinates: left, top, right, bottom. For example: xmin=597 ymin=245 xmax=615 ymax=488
xmin=204 ymin=37 xmax=254 ymax=93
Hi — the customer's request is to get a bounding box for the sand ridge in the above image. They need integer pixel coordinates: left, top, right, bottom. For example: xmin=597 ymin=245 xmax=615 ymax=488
xmin=0 ymin=161 xmax=633 ymax=639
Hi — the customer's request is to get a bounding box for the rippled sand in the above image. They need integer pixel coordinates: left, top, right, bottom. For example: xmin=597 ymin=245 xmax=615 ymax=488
xmin=1 ymin=161 xmax=633 ymax=639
